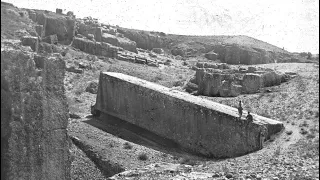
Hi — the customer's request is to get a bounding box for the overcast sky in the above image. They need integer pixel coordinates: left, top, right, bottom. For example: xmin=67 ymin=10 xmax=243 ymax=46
xmin=5 ymin=0 xmax=319 ymax=54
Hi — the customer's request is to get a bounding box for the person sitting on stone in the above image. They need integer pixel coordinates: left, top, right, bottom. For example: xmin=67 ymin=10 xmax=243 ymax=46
xmin=246 ymin=111 xmax=253 ymax=124
xmin=237 ymin=100 xmax=243 ymax=118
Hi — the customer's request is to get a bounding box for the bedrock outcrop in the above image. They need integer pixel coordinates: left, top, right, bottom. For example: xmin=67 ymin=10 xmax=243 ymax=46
xmin=1 ymin=41 xmax=71 ymax=180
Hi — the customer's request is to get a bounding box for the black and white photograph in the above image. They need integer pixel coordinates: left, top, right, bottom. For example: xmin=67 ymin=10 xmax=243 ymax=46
xmin=1 ymin=0 xmax=319 ymax=179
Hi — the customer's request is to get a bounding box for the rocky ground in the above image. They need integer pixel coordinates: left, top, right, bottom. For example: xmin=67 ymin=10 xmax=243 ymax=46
xmin=1 ymin=1 xmax=319 ymax=180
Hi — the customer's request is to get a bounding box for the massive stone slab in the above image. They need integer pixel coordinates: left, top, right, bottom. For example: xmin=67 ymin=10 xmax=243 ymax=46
xmin=95 ymin=72 xmax=284 ymax=158
xmin=1 ymin=44 xmax=71 ymax=180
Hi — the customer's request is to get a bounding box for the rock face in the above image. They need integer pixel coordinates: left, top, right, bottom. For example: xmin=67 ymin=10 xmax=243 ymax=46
xmin=42 ymin=34 xmax=58 ymax=44
xmin=205 ymin=51 xmax=218 ymax=60
xmin=102 ymin=33 xmax=137 ymax=53
xmin=44 ymin=16 xmax=75 ymax=44
xmin=71 ymin=37 xmax=118 ymax=58
xmin=262 ymin=71 xmax=282 ymax=87
xmin=29 ymin=11 xmax=76 ymax=45
xmin=152 ymin=48 xmax=164 ymax=54
xmin=242 ymin=73 xmax=263 ymax=94
xmin=1 ymin=44 xmax=71 ymax=179
xmin=118 ymin=28 xmax=165 ymax=50
xmin=35 ymin=25 xmax=44 ymax=38
xmin=212 ymin=44 xmax=276 ymax=65
xmin=21 ymin=36 xmax=39 ymax=52
xmin=56 ymin=8 xmax=62 ymax=14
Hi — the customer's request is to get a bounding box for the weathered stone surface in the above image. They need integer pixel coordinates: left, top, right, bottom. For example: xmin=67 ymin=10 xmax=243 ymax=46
xmin=152 ymin=48 xmax=164 ymax=54
xmin=196 ymin=62 xmax=230 ymax=69
xmin=45 ymin=16 xmax=75 ymax=44
xmin=118 ymin=37 xmax=137 ymax=53
xmin=248 ymin=66 xmax=257 ymax=73
xmin=201 ymin=73 xmax=222 ymax=96
xmin=71 ymin=37 xmax=118 ymax=58
xmin=102 ymin=33 xmax=137 ymax=53
xmin=1 ymin=46 xmax=70 ymax=180
xmin=66 ymin=11 xmax=74 ymax=18
xmin=95 ymin=27 xmax=102 ymax=42
xmin=56 ymin=8 xmax=62 ymax=14
xmin=185 ymin=82 xmax=198 ymax=93
xmin=213 ymin=44 xmax=275 ymax=65
xmin=34 ymin=13 xmax=75 ymax=45
xmin=38 ymin=42 xmax=55 ymax=53
xmin=87 ymin=33 xmax=95 ymax=41
xmin=205 ymin=51 xmax=218 ymax=60
xmin=262 ymin=71 xmax=282 ymax=87
xmin=95 ymin=72 xmax=283 ymax=158
xmin=195 ymin=68 xmax=206 ymax=85
xmin=118 ymin=28 xmax=165 ymax=50
xmin=102 ymin=33 xmax=118 ymax=45
xmin=35 ymin=25 xmax=44 ymax=38
xmin=28 ymin=11 xmax=37 ymax=22
xmin=242 ymin=73 xmax=263 ymax=93
xmin=42 ymin=34 xmax=58 ymax=44
xmin=20 ymin=36 xmax=39 ymax=52
xmin=86 ymin=81 xmax=98 ymax=94
xmin=219 ymin=81 xmax=242 ymax=97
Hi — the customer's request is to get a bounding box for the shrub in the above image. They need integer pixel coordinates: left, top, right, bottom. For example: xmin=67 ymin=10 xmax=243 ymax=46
xmin=123 ymin=142 xmax=133 ymax=149
xmin=138 ymin=153 xmax=148 ymax=161
xmin=286 ymin=130 xmax=293 ymax=135
xmin=300 ymin=128 xmax=308 ymax=135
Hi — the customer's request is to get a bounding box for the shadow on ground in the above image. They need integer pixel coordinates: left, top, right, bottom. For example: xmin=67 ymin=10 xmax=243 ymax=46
xmin=83 ymin=113 xmax=211 ymax=160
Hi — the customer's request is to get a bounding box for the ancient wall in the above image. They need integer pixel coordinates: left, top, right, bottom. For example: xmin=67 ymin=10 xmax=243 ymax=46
xmin=95 ymin=72 xmax=283 ymax=158
xmin=1 ymin=45 xmax=70 ymax=180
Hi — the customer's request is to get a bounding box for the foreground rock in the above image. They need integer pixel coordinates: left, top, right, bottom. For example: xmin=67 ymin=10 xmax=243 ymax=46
xmin=1 ymin=42 xmax=71 ymax=179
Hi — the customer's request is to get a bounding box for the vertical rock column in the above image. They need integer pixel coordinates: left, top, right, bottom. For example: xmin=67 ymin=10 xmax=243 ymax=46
xmin=1 ymin=47 xmax=71 ymax=180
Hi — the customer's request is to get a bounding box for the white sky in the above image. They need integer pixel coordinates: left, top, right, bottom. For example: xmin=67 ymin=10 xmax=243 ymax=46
xmin=5 ymin=0 xmax=319 ymax=54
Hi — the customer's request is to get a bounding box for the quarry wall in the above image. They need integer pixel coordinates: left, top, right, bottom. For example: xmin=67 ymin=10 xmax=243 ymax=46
xmin=1 ymin=45 xmax=71 ymax=180
xmin=95 ymin=72 xmax=283 ymax=158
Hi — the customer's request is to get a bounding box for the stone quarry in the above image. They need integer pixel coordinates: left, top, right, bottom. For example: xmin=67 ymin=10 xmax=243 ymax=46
xmin=3 ymin=2 xmax=313 ymax=179
xmin=93 ymin=72 xmax=284 ymax=158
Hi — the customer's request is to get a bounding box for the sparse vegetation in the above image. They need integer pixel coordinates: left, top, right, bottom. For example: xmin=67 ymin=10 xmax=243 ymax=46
xmin=286 ymin=130 xmax=293 ymax=135
xmin=300 ymin=128 xmax=308 ymax=135
xmin=123 ymin=142 xmax=133 ymax=149
xmin=137 ymin=153 xmax=148 ymax=161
